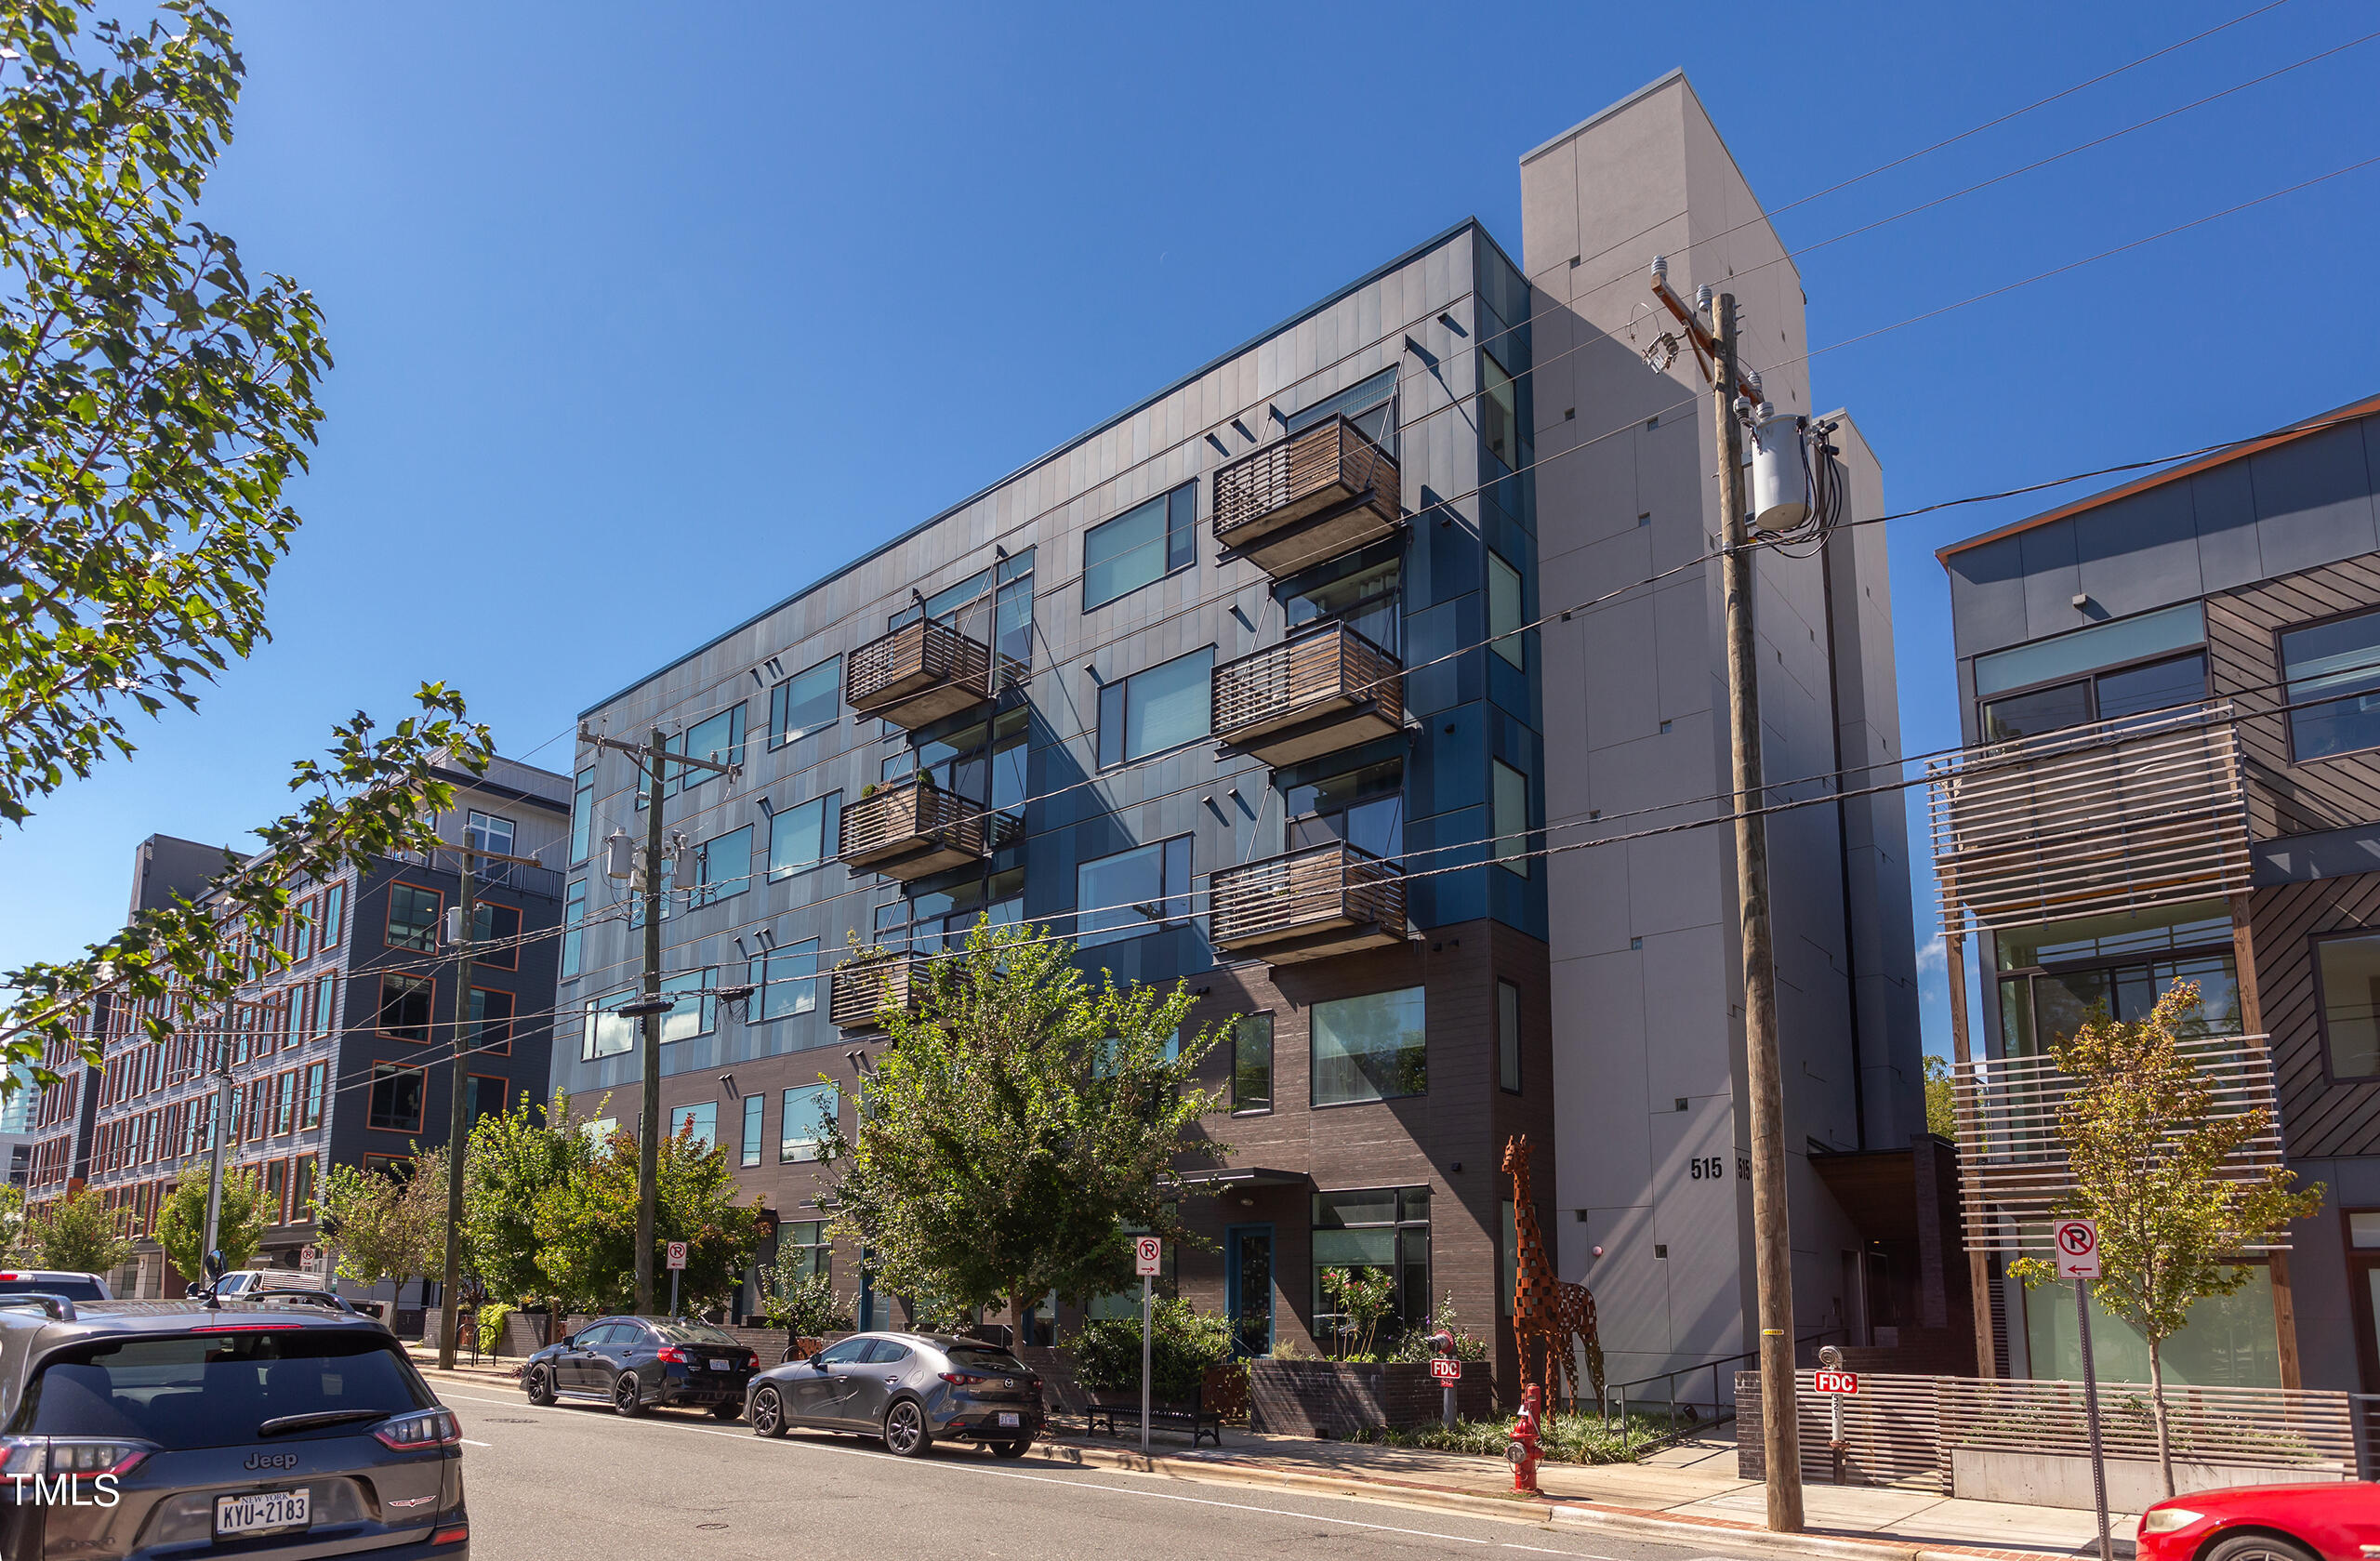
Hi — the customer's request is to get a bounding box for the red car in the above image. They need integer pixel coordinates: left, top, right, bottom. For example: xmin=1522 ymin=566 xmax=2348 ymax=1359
xmin=2136 ymin=1482 xmax=2380 ymax=1561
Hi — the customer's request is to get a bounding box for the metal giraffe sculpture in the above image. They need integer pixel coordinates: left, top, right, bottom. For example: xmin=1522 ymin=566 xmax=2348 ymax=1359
xmin=1503 ymin=1133 xmax=1606 ymax=1413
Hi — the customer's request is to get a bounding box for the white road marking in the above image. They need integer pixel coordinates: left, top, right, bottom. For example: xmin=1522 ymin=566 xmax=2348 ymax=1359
xmin=432 ymin=1386 xmax=1610 ymax=1548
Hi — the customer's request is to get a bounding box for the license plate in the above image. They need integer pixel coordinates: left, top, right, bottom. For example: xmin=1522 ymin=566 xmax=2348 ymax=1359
xmin=216 ymin=1488 xmax=310 ymax=1537
xmin=709 ymin=1358 xmax=733 ymax=1370
xmin=997 ymin=1411 xmax=1021 ymax=1428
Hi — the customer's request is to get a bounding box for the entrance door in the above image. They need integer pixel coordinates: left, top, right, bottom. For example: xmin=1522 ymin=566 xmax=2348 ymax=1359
xmin=1226 ymin=1224 xmax=1275 ymax=1356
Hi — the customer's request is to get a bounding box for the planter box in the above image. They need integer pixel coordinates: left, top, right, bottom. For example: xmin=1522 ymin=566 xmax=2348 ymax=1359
xmin=1249 ymin=1358 xmax=1495 ymax=1436
xmin=1951 ymin=1448 xmax=2344 ymax=1511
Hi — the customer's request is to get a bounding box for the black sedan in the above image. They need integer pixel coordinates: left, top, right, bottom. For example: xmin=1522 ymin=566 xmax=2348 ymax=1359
xmin=522 ymin=1316 xmax=758 ymax=1419
xmin=745 ymin=1331 xmax=1044 ymax=1457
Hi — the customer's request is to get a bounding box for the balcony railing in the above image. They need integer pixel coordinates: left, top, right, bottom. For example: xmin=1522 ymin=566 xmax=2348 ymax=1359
xmin=1950 ymin=1032 xmax=2285 ymax=1252
xmin=829 ymin=951 xmax=923 ymax=1031
xmin=1209 ymin=840 xmax=1406 ymax=965
xmin=845 ymin=618 xmax=998 ymax=731
xmin=837 ymin=777 xmax=1019 ymax=881
xmin=1210 ymin=415 xmax=1401 ymax=577
xmin=1211 ymin=622 xmax=1404 ymax=767
xmin=1927 ymin=704 xmax=2251 ymax=935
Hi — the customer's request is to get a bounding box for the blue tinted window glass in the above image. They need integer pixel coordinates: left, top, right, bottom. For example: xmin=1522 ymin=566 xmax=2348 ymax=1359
xmin=1097 ymin=680 xmax=1126 ymax=769
xmin=771 ymin=656 xmax=840 ymax=747
xmin=695 ymin=826 xmax=752 ymax=905
xmin=1124 ymin=649 xmax=1212 ymax=760
xmin=1167 ymin=483 xmax=1197 ymax=573
xmin=767 ymin=793 xmax=840 ymax=880
xmin=681 ymin=706 xmax=745 ymax=788
xmin=1084 ymin=496 xmax=1168 ymax=610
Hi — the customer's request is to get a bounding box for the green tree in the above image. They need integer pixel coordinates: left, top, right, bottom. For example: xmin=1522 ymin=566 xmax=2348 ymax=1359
xmin=0 ymin=1183 xmax=25 ymax=1263
xmin=154 ymin=1162 xmax=263 ymax=1284
xmin=317 ymin=1158 xmax=442 ymax=1300
xmin=531 ymin=1117 xmax=762 ymax=1316
xmin=1923 ymin=1053 xmax=1958 ymax=1140
xmin=757 ymin=1258 xmax=851 ymax=1350
xmin=1319 ymin=1264 xmax=1396 ymax=1360
xmin=2010 ymin=983 xmax=2324 ymax=1496
xmin=25 ymin=1183 xmax=128 ymax=1274
xmin=818 ymin=918 xmax=1232 ymax=1333
xmin=0 ymin=0 xmax=330 ymax=833
xmin=462 ymin=1088 xmax=575 ymax=1307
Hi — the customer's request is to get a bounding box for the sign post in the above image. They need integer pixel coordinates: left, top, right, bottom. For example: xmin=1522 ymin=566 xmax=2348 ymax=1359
xmin=2055 ymin=1219 xmax=2112 ymax=1561
xmin=1815 ymin=1346 xmax=1857 ymax=1484
xmin=1431 ymin=1350 xmax=1462 ymax=1426
xmin=1134 ymin=1237 xmax=1162 ymax=1454
xmin=666 ymin=1240 xmax=688 ymax=1318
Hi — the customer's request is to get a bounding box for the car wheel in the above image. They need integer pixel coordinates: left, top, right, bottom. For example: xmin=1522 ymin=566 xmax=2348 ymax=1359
xmin=749 ymin=1385 xmax=788 ymax=1438
xmin=710 ymin=1400 xmax=742 ymax=1422
xmin=612 ymin=1371 xmax=646 ymax=1418
xmin=2203 ymin=1537 xmax=2318 ymax=1561
xmin=524 ymin=1365 xmax=557 ymax=1407
xmin=882 ymin=1398 xmax=932 ymax=1458
xmin=992 ymin=1438 xmax=1030 ymax=1459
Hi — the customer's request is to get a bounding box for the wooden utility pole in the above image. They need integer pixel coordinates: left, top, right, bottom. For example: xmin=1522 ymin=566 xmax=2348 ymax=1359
xmin=436 ymin=839 xmax=477 ymax=1370
xmin=1713 ymin=291 xmax=1804 ymax=1532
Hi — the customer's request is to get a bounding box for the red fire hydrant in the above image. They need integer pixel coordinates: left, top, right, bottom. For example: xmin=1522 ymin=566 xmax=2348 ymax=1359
xmin=1505 ymin=1383 xmax=1543 ymax=1493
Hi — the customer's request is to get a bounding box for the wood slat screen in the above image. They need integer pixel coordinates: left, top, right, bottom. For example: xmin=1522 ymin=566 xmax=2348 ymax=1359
xmin=1927 ymin=705 xmax=2251 ymax=934
xmin=1210 ymin=416 xmax=1400 ymax=545
xmin=845 ymin=617 xmax=992 ymax=714
xmin=1211 ymin=622 xmax=1403 ymax=740
xmin=839 ymin=779 xmax=995 ymax=864
xmin=1209 ymin=840 xmax=1404 ymax=949
xmin=829 ymin=952 xmax=920 ymax=1031
xmin=1950 ymin=1033 xmax=2286 ymax=1252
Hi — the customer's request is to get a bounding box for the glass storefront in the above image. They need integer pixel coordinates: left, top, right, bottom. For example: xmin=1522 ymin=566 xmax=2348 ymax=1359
xmin=2023 ymin=1264 xmax=2279 ymax=1388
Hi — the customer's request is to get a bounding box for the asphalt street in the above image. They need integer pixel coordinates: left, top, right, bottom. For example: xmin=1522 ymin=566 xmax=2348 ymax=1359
xmin=425 ymin=1374 xmax=1772 ymax=1561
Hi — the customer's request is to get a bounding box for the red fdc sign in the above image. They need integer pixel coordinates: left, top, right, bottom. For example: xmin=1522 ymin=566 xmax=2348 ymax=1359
xmin=1430 ymin=1357 xmax=1462 ymax=1381
xmin=1814 ymin=1369 xmax=1858 ymax=1396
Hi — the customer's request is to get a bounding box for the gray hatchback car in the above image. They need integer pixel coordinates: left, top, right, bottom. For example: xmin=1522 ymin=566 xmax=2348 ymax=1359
xmin=0 ymin=1290 xmax=467 ymax=1557
xmin=745 ymin=1331 xmax=1043 ymax=1458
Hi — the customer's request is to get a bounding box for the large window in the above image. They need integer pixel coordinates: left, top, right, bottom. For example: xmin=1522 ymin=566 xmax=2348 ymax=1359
xmin=874 ymin=868 xmax=1024 ymax=956
xmin=311 ymin=973 xmax=338 ymax=1039
xmin=561 ymin=880 xmax=586 ymax=980
xmin=385 ymin=884 xmax=441 ymax=952
xmin=2283 ymin=608 xmax=2380 ymax=761
xmin=781 ymin=1219 xmax=829 ymax=1281
xmin=1312 ymin=986 xmax=1426 ymax=1105
xmin=768 ymin=655 xmax=841 ymax=748
xmin=1278 ymin=542 xmax=1400 ymax=656
xmin=1286 ymin=366 xmax=1395 ymax=448
xmin=377 ymin=973 xmax=434 ymax=1043
xmin=1312 ymin=1186 xmax=1429 ymax=1348
xmin=1995 ymin=902 xmax=2241 ymax=1058
xmin=1498 ymin=980 xmax=1522 ymax=1093
xmin=1981 ymin=652 xmax=2208 ymax=744
xmin=1083 ymin=483 xmax=1197 ymax=611
xmin=319 ymin=882 xmax=345 ymax=949
xmin=2315 ymin=933 xmax=2380 ymax=1079
xmin=581 ymin=971 xmax=715 ymax=1061
xmin=740 ymin=1092 xmax=763 ymax=1168
xmin=1288 ymin=758 xmax=1403 ymax=860
xmin=667 ymin=1101 xmax=717 ymax=1149
xmin=1233 ymin=1014 xmax=1273 ymax=1114
xmin=1488 ymin=550 xmax=1525 ymax=668
xmin=1096 ymin=648 xmax=1212 ymax=768
xmin=1480 ymin=351 xmax=1518 ymax=471
xmin=570 ymin=767 xmax=595 ymax=864
xmin=750 ymin=938 xmax=822 ymax=1022
xmin=1075 ymin=838 xmax=1191 ymax=948
xmin=692 ymin=825 xmax=752 ymax=907
xmin=470 ymin=902 xmax=522 ymax=970
xmin=466 ymin=811 xmax=514 ymax=856
xmin=681 ymin=705 xmax=746 ymax=788
xmin=366 ymin=1065 xmax=424 ymax=1133
xmin=1493 ymin=761 xmax=1529 ymax=876
xmin=1974 ymin=602 xmax=2204 ymax=698
xmin=467 ymin=988 xmax=513 ymax=1056
xmin=880 ymin=707 xmax=1026 ymax=814
xmin=780 ymin=1082 xmax=840 ymax=1162
xmin=767 ymin=792 xmax=841 ymax=880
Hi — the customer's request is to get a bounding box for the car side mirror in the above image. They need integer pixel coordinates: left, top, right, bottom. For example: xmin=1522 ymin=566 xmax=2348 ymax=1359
xmin=204 ymin=1250 xmax=226 ymax=1282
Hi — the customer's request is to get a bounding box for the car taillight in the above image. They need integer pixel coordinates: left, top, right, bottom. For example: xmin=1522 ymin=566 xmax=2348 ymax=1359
xmin=655 ymin=1345 xmax=691 ymax=1365
xmin=372 ymin=1409 xmax=462 ymax=1450
xmin=1029 ymin=1377 xmax=1043 ymax=1392
xmin=939 ymin=1371 xmax=987 ymax=1386
xmin=745 ymin=1353 xmax=759 ymax=1370
xmin=432 ymin=1522 xmax=469 ymax=1545
xmin=0 ymin=1436 xmax=153 ymax=1477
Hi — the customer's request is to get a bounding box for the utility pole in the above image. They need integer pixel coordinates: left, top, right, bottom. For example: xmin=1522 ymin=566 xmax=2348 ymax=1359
xmin=198 ymin=1031 xmax=232 ymax=1290
xmin=582 ymin=725 xmax=736 ymax=1316
xmin=436 ymin=838 xmax=479 ymax=1371
xmin=1650 ymin=263 xmax=1802 ymax=1531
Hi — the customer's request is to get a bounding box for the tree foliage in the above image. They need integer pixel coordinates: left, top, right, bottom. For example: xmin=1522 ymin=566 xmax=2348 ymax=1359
xmin=317 ymin=1158 xmax=443 ymax=1295
xmin=0 ymin=1183 xmax=24 ymax=1262
xmin=2010 ymin=982 xmax=2324 ymax=1495
xmin=0 ymin=0 xmax=330 ymax=830
xmin=1923 ymin=1052 xmax=1958 ymax=1141
xmin=819 ymin=918 xmax=1233 ymax=1329
xmin=757 ymin=1259 xmax=851 ymax=1343
xmin=24 ymin=1182 xmax=126 ymax=1273
xmin=1066 ymin=1298 xmax=1234 ymax=1402
xmin=461 ymin=1087 xmax=570 ymax=1307
xmin=529 ymin=1114 xmax=763 ymax=1316
xmin=154 ymin=1160 xmax=261 ymax=1282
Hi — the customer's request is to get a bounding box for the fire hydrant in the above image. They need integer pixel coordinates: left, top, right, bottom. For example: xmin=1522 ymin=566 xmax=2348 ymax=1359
xmin=1505 ymin=1383 xmax=1543 ymax=1493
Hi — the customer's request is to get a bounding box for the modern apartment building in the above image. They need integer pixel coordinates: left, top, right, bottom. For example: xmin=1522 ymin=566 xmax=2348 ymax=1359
xmin=555 ymin=72 xmax=1922 ymax=1392
xmin=1934 ymin=390 xmax=2380 ymax=1394
xmin=29 ymin=760 xmax=569 ymax=1298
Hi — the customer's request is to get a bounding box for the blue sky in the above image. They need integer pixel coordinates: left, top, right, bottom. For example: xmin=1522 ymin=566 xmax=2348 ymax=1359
xmin=5 ymin=0 xmax=2376 ymax=1061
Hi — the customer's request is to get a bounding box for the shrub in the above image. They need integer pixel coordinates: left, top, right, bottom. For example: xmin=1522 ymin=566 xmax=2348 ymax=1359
xmin=1066 ymin=1298 xmax=1234 ymax=1403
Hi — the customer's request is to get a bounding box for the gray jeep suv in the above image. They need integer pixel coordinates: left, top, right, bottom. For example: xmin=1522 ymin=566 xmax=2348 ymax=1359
xmin=0 ymin=1290 xmax=467 ymax=1557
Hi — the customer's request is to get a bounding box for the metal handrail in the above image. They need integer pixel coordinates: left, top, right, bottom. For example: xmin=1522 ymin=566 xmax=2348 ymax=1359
xmin=1603 ymin=1329 xmax=1840 ymax=1453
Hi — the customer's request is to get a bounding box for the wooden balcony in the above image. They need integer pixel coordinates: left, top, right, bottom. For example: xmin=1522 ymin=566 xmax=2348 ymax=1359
xmin=1210 ymin=415 xmax=1401 ymax=578
xmin=1211 ymin=622 xmax=1404 ymax=768
xmin=837 ymin=777 xmax=1018 ymax=881
xmin=1950 ymin=1032 xmax=2285 ymax=1252
xmin=1927 ymin=704 xmax=2251 ymax=935
xmin=1209 ymin=840 xmax=1406 ymax=965
xmin=829 ymin=952 xmax=922 ymax=1031
xmin=845 ymin=618 xmax=995 ymax=731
